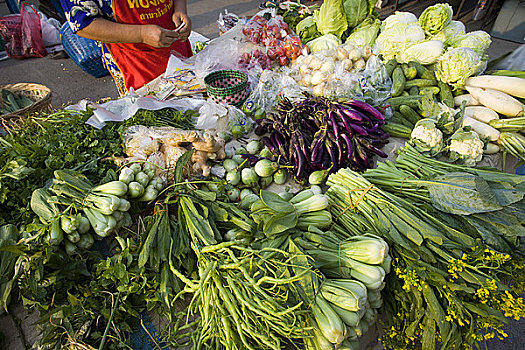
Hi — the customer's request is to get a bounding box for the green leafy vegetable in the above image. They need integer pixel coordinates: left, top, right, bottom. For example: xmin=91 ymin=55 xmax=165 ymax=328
xmin=418 ymin=3 xmax=453 ymax=36
xmin=313 ymin=0 xmax=348 ymax=38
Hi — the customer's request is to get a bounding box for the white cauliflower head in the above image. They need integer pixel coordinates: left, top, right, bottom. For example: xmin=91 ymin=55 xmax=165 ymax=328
xmin=410 ymin=118 xmax=444 ymax=156
xmin=448 ymin=128 xmax=484 ymax=167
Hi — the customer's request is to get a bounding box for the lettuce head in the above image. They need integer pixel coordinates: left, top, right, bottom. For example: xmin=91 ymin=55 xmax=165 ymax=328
xmin=451 ymin=30 xmax=491 ymax=56
xmin=345 ymin=18 xmax=380 ymax=47
xmin=307 ymin=34 xmax=342 ymax=53
xmin=296 ymin=16 xmax=319 ymax=43
xmin=430 ymin=20 xmax=465 ymax=46
xmin=398 ymin=40 xmax=444 ymax=65
xmin=381 ymin=11 xmax=418 ymax=32
xmin=313 ymin=0 xmax=348 ymax=38
xmin=419 ymin=3 xmax=453 ymax=36
xmin=343 ymin=0 xmax=377 ymax=30
xmin=376 ymin=23 xmax=425 ymax=60
xmin=435 ymin=47 xmax=485 ymax=89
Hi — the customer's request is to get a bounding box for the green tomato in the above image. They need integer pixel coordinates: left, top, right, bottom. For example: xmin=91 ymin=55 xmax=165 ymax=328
xmin=231 ymin=125 xmax=244 ymax=138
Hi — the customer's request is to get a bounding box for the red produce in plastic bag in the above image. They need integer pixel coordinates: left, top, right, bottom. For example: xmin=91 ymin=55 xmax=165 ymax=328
xmin=0 ymin=4 xmax=46 ymax=59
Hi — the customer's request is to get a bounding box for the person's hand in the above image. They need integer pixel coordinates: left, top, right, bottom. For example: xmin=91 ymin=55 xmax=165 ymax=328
xmin=172 ymin=11 xmax=192 ymax=42
xmin=140 ymin=24 xmax=178 ymax=48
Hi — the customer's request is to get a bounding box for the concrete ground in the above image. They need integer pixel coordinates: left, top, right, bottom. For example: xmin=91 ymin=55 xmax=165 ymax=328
xmin=0 ymin=0 xmax=524 ymax=349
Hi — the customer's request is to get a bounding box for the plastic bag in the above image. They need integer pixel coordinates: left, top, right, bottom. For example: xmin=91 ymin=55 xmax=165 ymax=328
xmin=39 ymin=12 xmax=61 ymax=47
xmin=217 ymin=9 xmax=240 ymax=35
xmin=489 ymin=44 xmax=525 ymax=72
xmin=196 ymin=99 xmax=228 ymax=130
xmin=0 ymin=4 xmax=46 ymax=59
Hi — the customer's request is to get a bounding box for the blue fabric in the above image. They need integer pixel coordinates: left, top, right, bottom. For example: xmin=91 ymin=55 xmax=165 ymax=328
xmin=517 ymin=165 xmax=525 ymax=175
xmin=59 ymin=0 xmax=114 ymax=33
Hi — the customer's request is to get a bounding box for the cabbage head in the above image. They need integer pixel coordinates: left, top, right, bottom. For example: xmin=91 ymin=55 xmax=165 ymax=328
xmin=314 ymin=0 xmax=348 ymax=38
xmin=435 ymin=47 xmax=485 ymax=89
xmin=451 ymin=30 xmax=491 ymax=56
xmin=398 ymin=40 xmax=444 ymax=65
xmin=307 ymin=34 xmax=342 ymax=53
xmin=296 ymin=16 xmax=319 ymax=43
xmin=381 ymin=11 xmax=417 ymax=32
xmin=345 ymin=18 xmax=380 ymax=47
xmin=343 ymin=0 xmax=376 ymax=29
xmin=419 ymin=3 xmax=453 ymax=36
xmin=376 ymin=24 xmax=425 ymax=60
xmin=430 ymin=20 xmax=465 ymax=46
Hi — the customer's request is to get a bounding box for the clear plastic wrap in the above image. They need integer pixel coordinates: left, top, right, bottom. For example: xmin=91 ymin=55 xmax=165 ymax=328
xmin=217 ymin=9 xmax=240 ymax=35
xmin=123 ymin=126 xmax=160 ymax=159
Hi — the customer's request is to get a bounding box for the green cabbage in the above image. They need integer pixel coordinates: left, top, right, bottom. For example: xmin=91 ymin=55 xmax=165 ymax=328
xmin=398 ymin=40 xmax=444 ymax=65
xmin=376 ymin=24 xmax=425 ymax=60
xmin=313 ymin=0 xmax=348 ymax=38
xmin=430 ymin=20 xmax=465 ymax=46
xmin=381 ymin=11 xmax=417 ymax=32
xmin=419 ymin=3 xmax=453 ymax=36
xmin=296 ymin=16 xmax=319 ymax=43
xmin=345 ymin=18 xmax=380 ymax=47
xmin=435 ymin=47 xmax=485 ymax=89
xmin=343 ymin=0 xmax=376 ymax=30
xmin=451 ymin=30 xmax=491 ymax=56
xmin=307 ymin=34 xmax=342 ymax=53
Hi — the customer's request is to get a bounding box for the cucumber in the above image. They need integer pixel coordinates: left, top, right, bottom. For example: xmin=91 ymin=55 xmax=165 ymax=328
xmin=392 ymin=111 xmax=414 ymax=128
xmin=382 ymin=123 xmax=412 ymax=138
xmin=391 ymin=67 xmax=406 ymax=97
xmin=402 ymin=64 xmax=417 ymax=80
xmin=437 ymin=81 xmax=454 ymax=108
xmin=388 ymin=95 xmax=423 ymax=109
xmin=405 ymin=79 xmax=438 ymax=88
xmin=409 ymin=86 xmax=420 ymax=95
xmin=400 ymin=105 xmax=421 ymax=125
xmin=409 ymin=61 xmax=435 ymax=79
xmin=402 ymin=91 xmax=410 ymax=96
xmin=419 ymin=87 xmax=440 ymax=95
xmin=385 ymin=59 xmax=397 ymax=76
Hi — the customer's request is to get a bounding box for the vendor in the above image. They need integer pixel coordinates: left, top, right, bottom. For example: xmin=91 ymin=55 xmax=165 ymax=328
xmin=59 ymin=0 xmax=192 ymax=94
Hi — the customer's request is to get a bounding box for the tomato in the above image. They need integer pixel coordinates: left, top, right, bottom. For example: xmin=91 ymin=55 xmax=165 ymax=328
xmin=279 ymin=56 xmax=289 ymax=66
xmin=283 ymin=39 xmax=293 ymax=52
xmin=290 ymin=52 xmax=298 ymax=60
xmin=266 ymin=48 xmax=278 ymax=60
xmin=290 ymin=36 xmax=301 ymax=46
xmin=291 ymin=45 xmax=301 ymax=55
xmin=285 ymin=49 xmax=293 ymax=59
xmin=266 ymin=38 xmax=278 ymax=48
xmin=275 ymin=45 xmax=285 ymax=57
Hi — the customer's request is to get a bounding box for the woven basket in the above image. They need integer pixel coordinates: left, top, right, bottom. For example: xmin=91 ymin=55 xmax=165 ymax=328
xmin=204 ymin=70 xmax=248 ymax=107
xmin=0 ymin=83 xmax=52 ymax=130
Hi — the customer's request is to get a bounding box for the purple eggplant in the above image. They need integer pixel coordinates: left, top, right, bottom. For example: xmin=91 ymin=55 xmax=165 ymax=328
xmin=337 ymin=106 xmax=364 ymax=124
xmin=345 ymin=100 xmax=385 ymax=121
xmin=357 ymin=137 xmax=388 ymax=158
xmin=310 ymin=139 xmax=323 ymax=161
xmin=349 ymin=123 xmax=369 ymax=136
xmin=325 ymin=139 xmax=338 ymax=170
xmin=329 ymin=111 xmax=340 ymax=139
xmin=240 ymin=154 xmax=260 ymax=165
xmin=341 ymin=134 xmax=354 ymax=160
xmin=262 ymin=136 xmax=277 ymax=154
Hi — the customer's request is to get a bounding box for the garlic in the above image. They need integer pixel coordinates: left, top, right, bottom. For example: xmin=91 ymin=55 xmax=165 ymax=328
xmin=343 ymin=43 xmax=355 ymax=53
xmin=343 ymin=59 xmax=353 ymax=71
xmin=336 ymin=47 xmax=348 ymax=61
xmin=354 ymin=58 xmax=366 ymax=70
xmin=319 ymin=61 xmax=335 ymax=74
xmin=362 ymin=45 xmax=372 ymax=60
xmin=348 ymin=48 xmax=362 ymax=61
xmin=309 ymin=56 xmax=323 ymax=70
xmin=302 ymin=74 xmax=313 ymax=86
xmin=311 ymin=70 xmax=328 ymax=85
xmin=299 ymin=64 xmax=310 ymax=75
xmin=312 ymin=82 xmax=325 ymax=97
xmin=302 ymin=55 xmax=313 ymax=66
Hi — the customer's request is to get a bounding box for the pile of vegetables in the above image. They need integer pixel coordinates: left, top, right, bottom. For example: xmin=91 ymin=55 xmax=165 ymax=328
xmin=327 ymin=145 xmax=525 ymax=349
xmin=292 ymin=42 xmax=372 ymax=97
xmin=29 ymin=163 xmax=165 ymax=253
xmin=254 ymin=94 xmax=389 ymax=180
xmin=384 ymin=66 xmax=525 ymax=166
xmin=241 ymin=13 xmax=305 ymax=67
xmin=0 ymin=89 xmax=34 ymax=115
xmin=376 ymin=5 xmax=490 ymax=89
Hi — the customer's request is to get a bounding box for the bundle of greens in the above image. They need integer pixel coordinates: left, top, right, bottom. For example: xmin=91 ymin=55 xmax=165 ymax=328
xmin=326 ymin=146 xmax=525 ymax=349
xmin=0 ymin=108 xmax=194 ymax=228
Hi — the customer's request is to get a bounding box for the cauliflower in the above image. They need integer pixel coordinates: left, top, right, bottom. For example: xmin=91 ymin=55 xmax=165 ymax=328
xmin=447 ymin=128 xmax=484 ymax=167
xmin=410 ymin=118 xmax=444 ymax=156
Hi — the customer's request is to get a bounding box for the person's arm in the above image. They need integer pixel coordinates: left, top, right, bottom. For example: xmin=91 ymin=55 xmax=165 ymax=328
xmin=172 ymin=0 xmax=191 ymax=41
xmin=77 ymin=18 xmax=179 ymax=48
